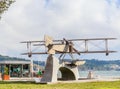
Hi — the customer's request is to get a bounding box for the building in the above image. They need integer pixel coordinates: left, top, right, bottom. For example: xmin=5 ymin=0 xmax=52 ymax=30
xmin=0 ymin=59 xmax=31 ymax=80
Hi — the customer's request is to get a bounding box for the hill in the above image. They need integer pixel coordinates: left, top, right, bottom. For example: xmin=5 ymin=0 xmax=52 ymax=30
xmin=79 ymin=59 xmax=120 ymax=71
xmin=0 ymin=55 xmax=45 ymax=66
xmin=0 ymin=55 xmax=120 ymax=71
xmin=0 ymin=55 xmax=26 ymax=61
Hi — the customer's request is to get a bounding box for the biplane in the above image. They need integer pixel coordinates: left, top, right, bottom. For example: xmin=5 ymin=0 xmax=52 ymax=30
xmin=21 ymin=35 xmax=116 ymax=61
xmin=21 ymin=35 xmax=116 ymax=82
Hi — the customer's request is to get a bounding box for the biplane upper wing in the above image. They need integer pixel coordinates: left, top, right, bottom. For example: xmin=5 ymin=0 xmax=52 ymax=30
xmin=21 ymin=35 xmax=116 ymax=57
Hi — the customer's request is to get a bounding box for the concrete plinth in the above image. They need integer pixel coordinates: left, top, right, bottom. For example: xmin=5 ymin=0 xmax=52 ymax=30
xmin=40 ymin=55 xmax=84 ymax=83
xmin=59 ymin=66 xmax=79 ymax=80
xmin=40 ymin=55 xmax=59 ymax=83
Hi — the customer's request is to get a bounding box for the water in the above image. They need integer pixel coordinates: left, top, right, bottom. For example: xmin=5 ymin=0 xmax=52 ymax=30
xmin=79 ymin=71 xmax=120 ymax=79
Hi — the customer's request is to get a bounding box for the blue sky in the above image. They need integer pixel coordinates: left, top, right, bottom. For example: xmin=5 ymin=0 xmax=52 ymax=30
xmin=106 ymin=0 xmax=120 ymax=8
xmin=0 ymin=0 xmax=120 ymax=60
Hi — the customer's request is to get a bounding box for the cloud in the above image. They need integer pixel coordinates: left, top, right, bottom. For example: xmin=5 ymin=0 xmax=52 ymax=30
xmin=0 ymin=0 xmax=120 ymax=60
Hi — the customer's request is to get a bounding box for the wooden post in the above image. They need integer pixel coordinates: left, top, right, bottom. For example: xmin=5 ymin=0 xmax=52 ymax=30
xmin=85 ymin=40 xmax=88 ymax=52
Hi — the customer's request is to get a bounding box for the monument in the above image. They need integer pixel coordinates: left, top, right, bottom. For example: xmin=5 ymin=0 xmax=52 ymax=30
xmin=21 ymin=35 xmax=116 ymax=83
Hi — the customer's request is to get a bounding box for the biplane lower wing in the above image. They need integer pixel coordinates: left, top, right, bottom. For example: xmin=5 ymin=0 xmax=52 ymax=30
xmin=21 ymin=50 xmax=116 ymax=55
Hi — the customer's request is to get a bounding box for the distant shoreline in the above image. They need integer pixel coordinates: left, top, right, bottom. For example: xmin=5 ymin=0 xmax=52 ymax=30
xmin=79 ymin=70 xmax=120 ymax=79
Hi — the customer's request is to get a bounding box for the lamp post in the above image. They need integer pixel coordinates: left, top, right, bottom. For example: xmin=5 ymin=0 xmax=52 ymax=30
xmin=30 ymin=58 xmax=33 ymax=78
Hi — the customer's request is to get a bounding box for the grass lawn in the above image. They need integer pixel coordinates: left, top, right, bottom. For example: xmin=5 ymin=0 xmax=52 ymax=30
xmin=0 ymin=81 xmax=120 ymax=89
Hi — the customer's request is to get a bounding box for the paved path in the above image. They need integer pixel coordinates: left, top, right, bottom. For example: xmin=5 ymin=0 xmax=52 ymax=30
xmin=1 ymin=77 xmax=120 ymax=84
xmin=57 ymin=78 xmax=120 ymax=84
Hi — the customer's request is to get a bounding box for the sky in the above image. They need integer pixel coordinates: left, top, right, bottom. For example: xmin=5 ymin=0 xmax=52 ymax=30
xmin=0 ymin=0 xmax=120 ymax=60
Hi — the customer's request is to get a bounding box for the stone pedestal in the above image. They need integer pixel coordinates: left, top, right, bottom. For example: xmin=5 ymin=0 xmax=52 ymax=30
xmin=40 ymin=55 xmax=84 ymax=83
xmin=87 ymin=71 xmax=94 ymax=79
xmin=40 ymin=55 xmax=59 ymax=83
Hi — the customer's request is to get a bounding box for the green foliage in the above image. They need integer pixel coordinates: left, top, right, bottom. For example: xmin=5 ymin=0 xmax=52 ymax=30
xmin=0 ymin=0 xmax=15 ymax=19
xmin=4 ymin=66 xmax=9 ymax=75
xmin=37 ymin=70 xmax=42 ymax=76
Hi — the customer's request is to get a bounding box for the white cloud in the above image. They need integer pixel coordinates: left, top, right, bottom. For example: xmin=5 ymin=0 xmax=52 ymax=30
xmin=0 ymin=0 xmax=120 ymax=59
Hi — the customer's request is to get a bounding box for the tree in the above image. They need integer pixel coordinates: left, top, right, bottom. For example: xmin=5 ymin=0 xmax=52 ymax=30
xmin=0 ymin=0 xmax=15 ymax=19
